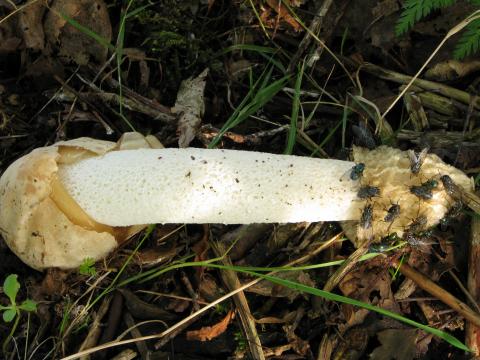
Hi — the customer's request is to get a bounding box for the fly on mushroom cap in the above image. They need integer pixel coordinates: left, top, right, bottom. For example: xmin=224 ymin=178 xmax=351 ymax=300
xmin=342 ymin=145 xmax=473 ymax=247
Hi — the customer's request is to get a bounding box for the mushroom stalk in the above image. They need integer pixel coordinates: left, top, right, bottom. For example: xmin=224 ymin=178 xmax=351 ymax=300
xmin=57 ymin=148 xmax=361 ymax=226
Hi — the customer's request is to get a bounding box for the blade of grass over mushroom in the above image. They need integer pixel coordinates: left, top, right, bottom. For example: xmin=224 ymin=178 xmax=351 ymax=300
xmin=54 ymin=12 xmax=114 ymax=51
xmin=125 ymin=252 xmax=381 ymax=285
xmin=208 ymin=68 xmax=290 ymax=148
xmin=220 ymin=44 xmax=286 ymax=73
xmin=284 ymin=61 xmax=304 ymax=154
xmin=115 ymin=0 xmax=135 ymax=124
xmin=309 ymin=118 xmax=343 ymax=157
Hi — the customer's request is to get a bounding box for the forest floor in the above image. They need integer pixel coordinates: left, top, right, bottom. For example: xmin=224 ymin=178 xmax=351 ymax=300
xmin=0 ymin=0 xmax=480 ymax=359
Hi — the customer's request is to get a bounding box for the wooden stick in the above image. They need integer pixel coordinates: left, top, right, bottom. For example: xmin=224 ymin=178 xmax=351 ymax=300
xmin=466 ymin=212 xmax=480 ymax=356
xmin=392 ymin=259 xmax=480 ymax=328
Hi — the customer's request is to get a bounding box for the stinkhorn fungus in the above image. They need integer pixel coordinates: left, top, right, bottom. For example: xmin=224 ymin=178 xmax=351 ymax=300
xmin=0 ymin=132 xmax=473 ymax=270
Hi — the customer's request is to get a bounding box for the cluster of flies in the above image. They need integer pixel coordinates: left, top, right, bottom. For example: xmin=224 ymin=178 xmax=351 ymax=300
xmin=344 ymin=147 xmax=465 ymax=251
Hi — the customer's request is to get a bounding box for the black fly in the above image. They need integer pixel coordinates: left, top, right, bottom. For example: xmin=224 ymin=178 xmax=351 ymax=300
xmin=408 ymin=215 xmax=428 ymax=233
xmin=360 ymin=204 xmax=373 ymax=229
xmin=404 ymin=215 xmax=433 ymax=250
xmin=384 ymin=203 xmax=400 ymax=223
xmin=410 ymin=179 xmax=438 ymax=200
xmin=407 ymin=147 xmax=429 ymax=174
xmin=357 ymin=185 xmax=380 ymax=199
xmin=368 ymin=233 xmax=400 ymax=253
xmin=340 ymin=163 xmax=365 ymax=182
xmin=440 ymin=200 xmax=463 ymax=231
xmin=352 ymin=124 xmax=376 ymax=150
xmin=358 ymin=204 xmax=374 ymax=242
xmin=350 ymin=163 xmax=365 ymax=181
xmin=440 ymin=175 xmax=460 ymax=197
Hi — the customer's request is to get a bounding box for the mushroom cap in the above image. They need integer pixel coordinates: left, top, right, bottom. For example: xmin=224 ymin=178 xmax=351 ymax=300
xmin=342 ymin=145 xmax=473 ymax=246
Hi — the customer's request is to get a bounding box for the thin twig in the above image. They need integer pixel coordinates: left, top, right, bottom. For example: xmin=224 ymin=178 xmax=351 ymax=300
xmin=287 ymin=0 xmax=334 ymax=73
xmin=392 ymin=259 xmax=480 ymax=328
xmin=467 ymin=211 xmax=480 ymax=355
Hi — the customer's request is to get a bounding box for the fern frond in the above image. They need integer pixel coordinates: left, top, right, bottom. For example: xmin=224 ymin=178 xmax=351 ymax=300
xmin=395 ymin=0 xmax=456 ymax=35
xmin=453 ymin=18 xmax=480 ymax=59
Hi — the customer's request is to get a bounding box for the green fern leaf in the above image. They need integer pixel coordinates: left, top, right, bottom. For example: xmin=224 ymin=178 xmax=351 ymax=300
xmin=395 ymin=0 xmax=456 ymax=35
xmin=454 ymin=18 xmax=480 ymax=59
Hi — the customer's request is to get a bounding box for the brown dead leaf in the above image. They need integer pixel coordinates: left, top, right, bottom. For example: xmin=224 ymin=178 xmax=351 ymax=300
xmin=192 ymin=225 xmax=210 ymax=281
xmin=173 ymin=68 xmax=208 ymax=148
xmin=283 ymin=324 xmax=310 ymax=356
xmin=134 ymin=245 xmax=177 ymax=268
xmin=265 ymin=0 xmax=302 ymax=32
xmin=198 ymin=274 xmax=222 ymax=303
xmin=339 ymin=259 xmax=400 ymax=328
xmin=370 ymin=329 xmax=418 ymax=360
xmin=186 ymin=310 xmax=235 ymax=341
xmin=44 ymin=0 xmax=112 ymax=65
xmin=40 ymin=268 xmax=69 ymax=296
xmin=247 ymin=271 xmax=315 ymax=302
xmin=425 ymin=60 xmax=480 ymax=81
xmin=18 ymin=0 xmax=45 ymax=50
xmin=262 ymin=344 xmax=294 ymax=357
xmin=123 ymin=48 xmax=150 ymax=90
xmin=372 ymin=0 xmax=400 ymax=18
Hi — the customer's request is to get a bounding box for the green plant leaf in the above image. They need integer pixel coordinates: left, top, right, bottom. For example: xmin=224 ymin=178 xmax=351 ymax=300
xmin=56 ymin=11 xmax=114 ymax=51
xmin=19 ymin=299 xmax=37 ymax=312
xmin=2 ymin=309 xmax=16 ymax=323
xmin=454 ymin=18 xmax=480 ymax=59
xmin=79 ymin=257 xmax=97 ymax=276
xmin=3 ymin=274 xmax=19 ymax=305
xmin=395 ymin=0 xmax=456 ymax=35
xmin=284 ymin=62 xmax=304 ymax=155
xmin=208 ymin=69 xmax=289 ymax=148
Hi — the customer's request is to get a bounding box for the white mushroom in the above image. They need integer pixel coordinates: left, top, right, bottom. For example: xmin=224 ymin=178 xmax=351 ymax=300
xmin=0 ymin=132 xmax=473 ymax=270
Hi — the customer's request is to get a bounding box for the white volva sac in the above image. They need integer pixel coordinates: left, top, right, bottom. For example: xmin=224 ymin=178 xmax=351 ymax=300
xmin=58 ymin=148 xmax=361 ymax=226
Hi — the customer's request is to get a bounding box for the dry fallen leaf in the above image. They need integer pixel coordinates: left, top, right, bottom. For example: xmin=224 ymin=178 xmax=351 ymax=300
xmin=425 ymin=60 xmax=480 ymax=81
xmin=265 ymin=0 xmax=302 ymax=32
xmin=173 ymin=68 xmax=208 ymax=148
xmin=370 ymin=329 xmax=418 ymax=360
xmin=44 ymin=0 xmax=112 ymax=65
xmin=186 ymin=310 xmax=235 ymax=341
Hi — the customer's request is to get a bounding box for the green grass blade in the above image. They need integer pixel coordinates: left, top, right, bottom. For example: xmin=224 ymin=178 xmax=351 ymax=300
xmin=208 ymin=70 xmax=289 ymax=148
xmin=56 ymin=12 xmax=114 ymax=51
xmin=285 ymin=61 xmax=304 ymax=154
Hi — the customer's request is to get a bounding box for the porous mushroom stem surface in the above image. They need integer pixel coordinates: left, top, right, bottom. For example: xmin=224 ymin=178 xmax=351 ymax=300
xmin=57 ymin=148 xmax=362 ymax=226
